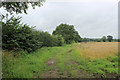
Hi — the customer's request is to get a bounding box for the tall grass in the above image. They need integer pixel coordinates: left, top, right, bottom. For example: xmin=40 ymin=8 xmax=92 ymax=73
xmin=3 ymin=47 xmax=61 ymax=78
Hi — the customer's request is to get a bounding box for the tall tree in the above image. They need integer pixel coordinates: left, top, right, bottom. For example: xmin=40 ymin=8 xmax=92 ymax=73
xmin=107 ymin=35 xmax=113 ymax=42
xmin=52 ymin=24 xmax=81 ymax=44
xmin=101 ymin=36 xmax=106 ymax=42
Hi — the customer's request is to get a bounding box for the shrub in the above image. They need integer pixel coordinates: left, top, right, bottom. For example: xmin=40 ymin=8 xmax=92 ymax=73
xmin=2 ymin=16 xmax=63 ymax=53
xmin=2 ymin=16 xmax=42 ymax=53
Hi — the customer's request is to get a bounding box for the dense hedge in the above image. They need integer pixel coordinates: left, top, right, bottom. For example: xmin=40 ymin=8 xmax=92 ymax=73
xmin=2 ymin=16 xmax=63 ymax=53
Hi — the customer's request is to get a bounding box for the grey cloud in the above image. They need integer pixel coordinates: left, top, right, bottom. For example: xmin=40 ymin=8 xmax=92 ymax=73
xmin=1 ymin=0 xmax=118 ymax=38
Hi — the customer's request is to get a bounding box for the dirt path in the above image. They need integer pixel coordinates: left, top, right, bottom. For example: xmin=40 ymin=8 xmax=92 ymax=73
xmin=41 ymin=59 xmax=71 ymax=78
xmin=41 ymin=59 xmax=94 ymax=78
xmin=41 ymin=59 xmax=59 ymax=78
xmin=40 ymin=47 xmax=93 ymax=78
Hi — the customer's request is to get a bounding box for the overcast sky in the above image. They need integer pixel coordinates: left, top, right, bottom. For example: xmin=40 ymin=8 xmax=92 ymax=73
xmin=1 ymin=0 xmax=119 ymax=38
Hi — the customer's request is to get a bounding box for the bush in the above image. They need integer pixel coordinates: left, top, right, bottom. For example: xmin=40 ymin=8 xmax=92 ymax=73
xmin=2 ymin=16 xmax=41 ymax=53
xmin=2 ymin=16 xmax=63 ymax=53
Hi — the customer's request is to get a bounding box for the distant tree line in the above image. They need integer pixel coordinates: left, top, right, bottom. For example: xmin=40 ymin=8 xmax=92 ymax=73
xmin=81 ymin=35 xmax=119 ymax=42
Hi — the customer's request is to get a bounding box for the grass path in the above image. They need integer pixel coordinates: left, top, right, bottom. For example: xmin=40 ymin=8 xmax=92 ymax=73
xmin=2 ymin=42 xmax=119 ymax=78
xmin=40 ymin=43 xmax=93 ymax=78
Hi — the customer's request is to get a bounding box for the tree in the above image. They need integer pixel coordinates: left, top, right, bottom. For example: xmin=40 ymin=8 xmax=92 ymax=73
xmin=2 ymin=16 xmax=43 ymax=53
xmin=118 ymin=39 xmax=120 ymax=42
xmin=52 ymin=24 xmax=81 ymax=44
xmin=74 ymin=31 xmax=82 ymax=42
xmin=39 ymin=32 xmax=53 ymax=47
xmin=57 ymin=35 xmax=64 ymax=46
xmin=101 ymin=36 xmax=106 ymax=42
xmin=51 ymin=35 xmax=59 ymax=46
xmin=107 ymin=35 xmax=113 ymax=42
xmin=1 ymin=1 xmax=46 ymax=52
xmin=1 ymin=1 xmax=45 ymax=14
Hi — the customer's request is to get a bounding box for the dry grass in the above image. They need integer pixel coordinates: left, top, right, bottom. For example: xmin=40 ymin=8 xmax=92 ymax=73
xmin=77 ymin=42 xmax=118 ymax=59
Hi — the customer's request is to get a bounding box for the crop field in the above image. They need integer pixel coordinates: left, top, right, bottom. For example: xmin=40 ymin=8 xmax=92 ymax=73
xmin=2 ymin=42 xmax=119 ymax=78
xmin=77 ymin=42 xmax=118 ymax=59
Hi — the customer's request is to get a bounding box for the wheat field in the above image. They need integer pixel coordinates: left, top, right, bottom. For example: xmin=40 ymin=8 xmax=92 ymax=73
xmin=77 ymin=42 xmax=118 ymax=59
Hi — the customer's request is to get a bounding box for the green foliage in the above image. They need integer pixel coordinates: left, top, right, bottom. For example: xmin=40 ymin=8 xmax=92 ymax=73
xmin=81 ymin=38 xmax=100 ymax=42
xmin=51 ymin=35 xmax=59 ymax=46
xmin=52 ymin=24 xmax=82 ymax=44
xmin=38 ymin=31 xmax=53 ymax=47
xmin=1 ymin=1 xmax=45 ymax=14
xmin=56 ymin=35 xmax=64 ymax=46
xmin=37 ymin=32 xmax=64 ymax=47
xmin=101 ymin=36 xmax=106 ymax=42
xmin=118 ymin=39 xmax=120 ymax=42
xmin=57 ymin=35 xmax=63 ymax=46
xmin=2 ymin=16 xmax=42 ymax=52
xmin=81 ymin=35 xmax=118 ymax=42
xmin=107 ymin=35 xmax=113 ymax=42
xmin=2 ymin=16 xmax=64 ymax=52
xmin=0 ymin=21 xmax=2 ymax=50
xmin=74 ymin=33 xmax=82 ymax=42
